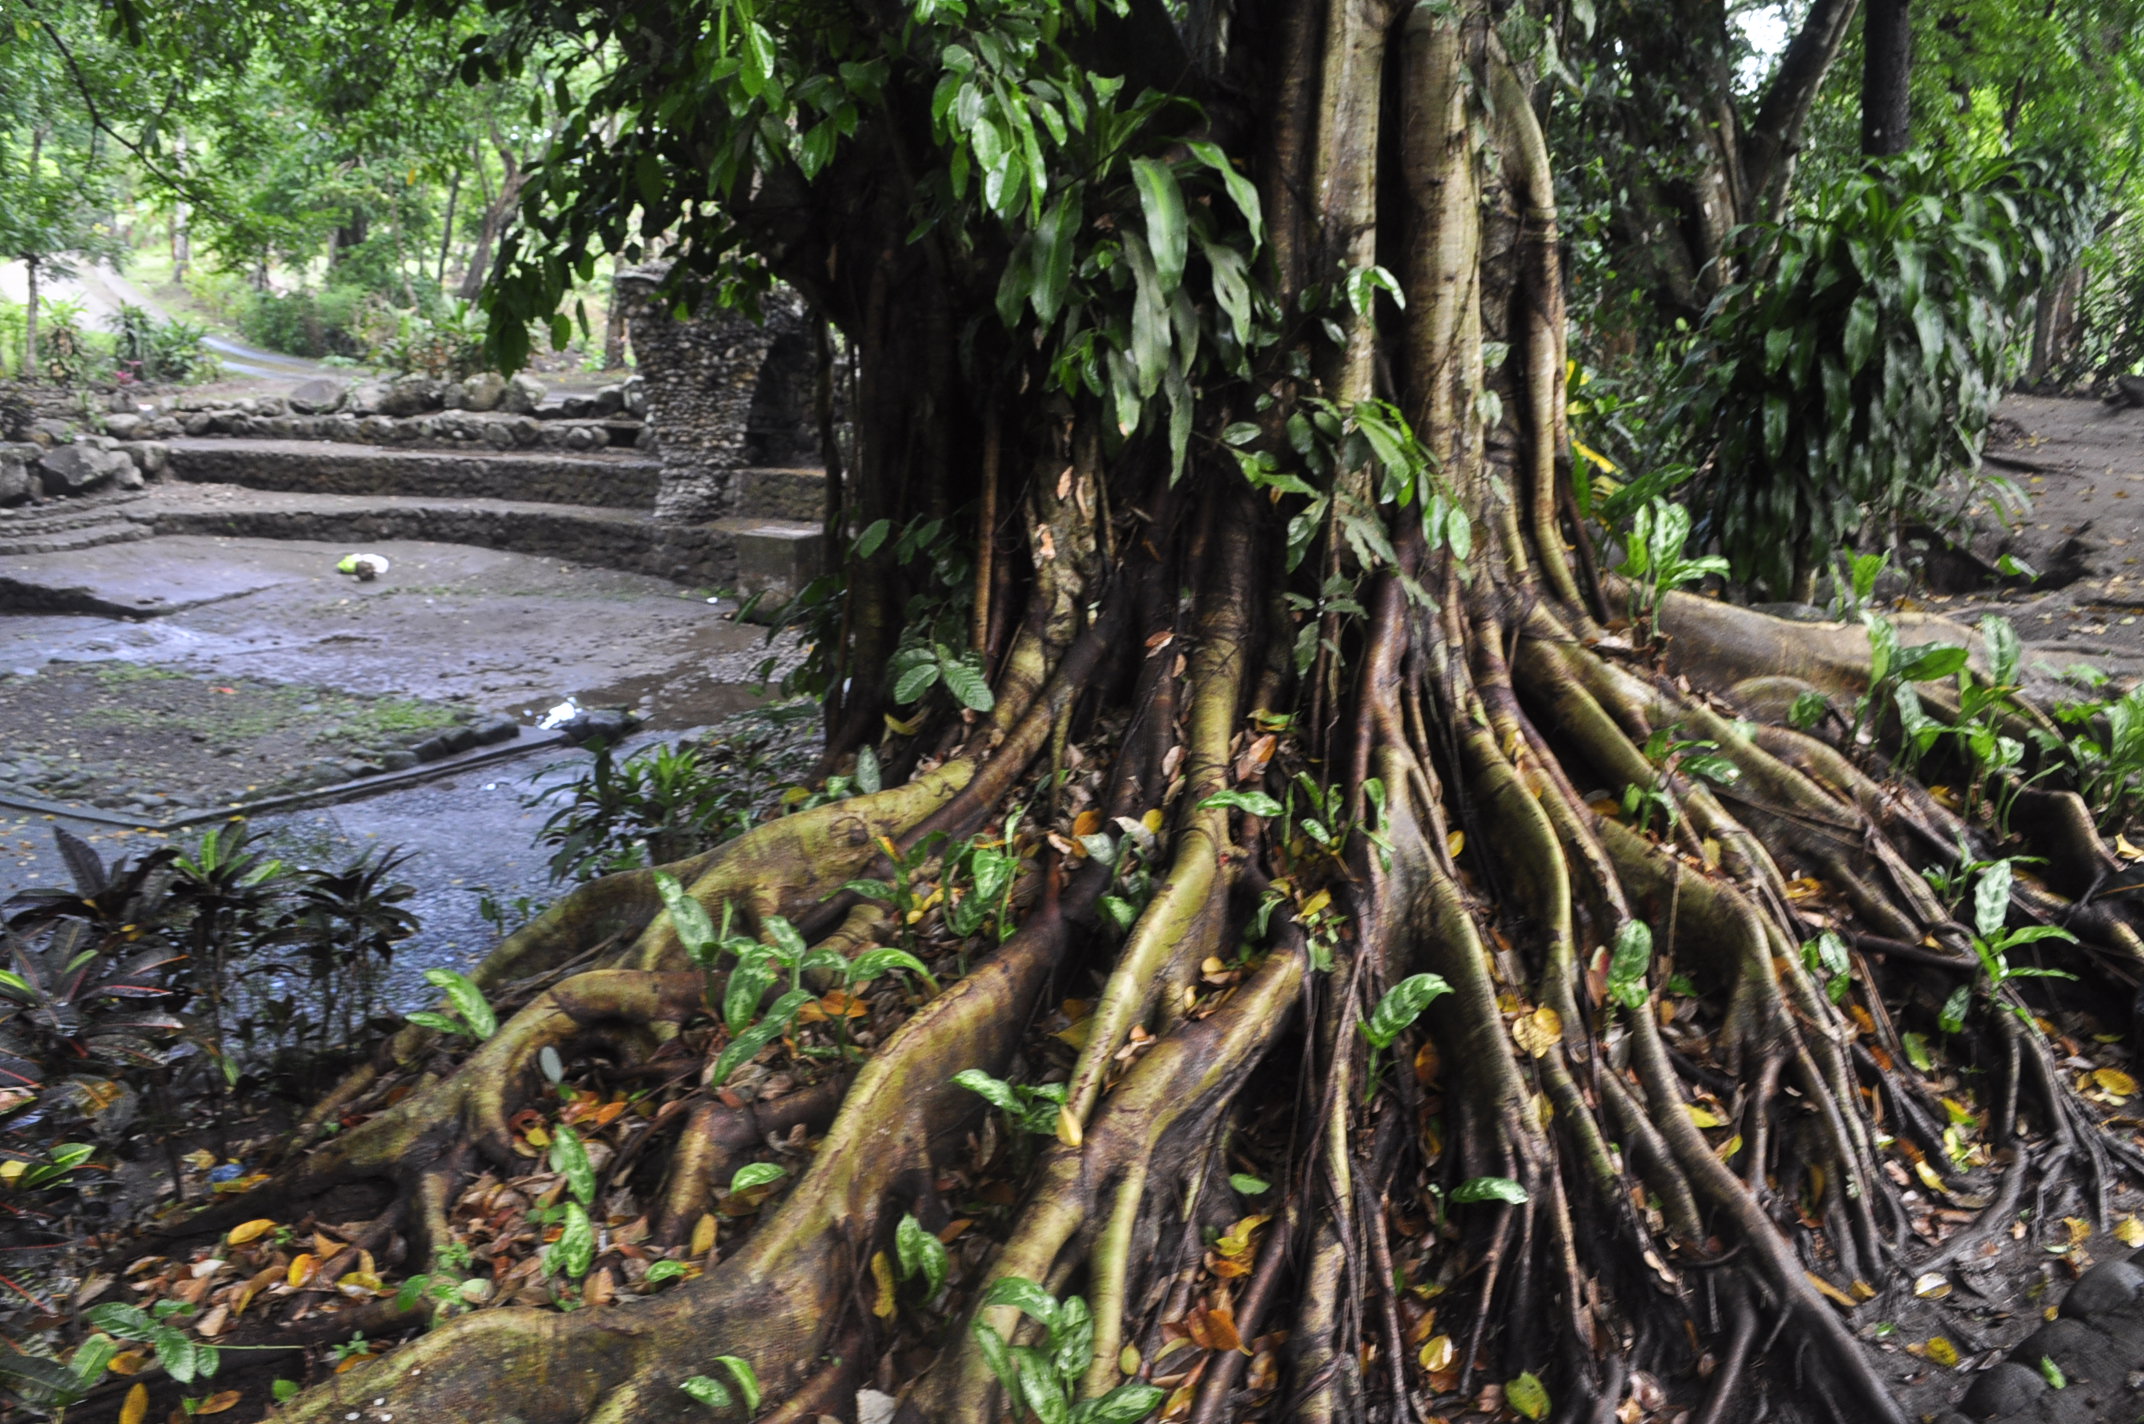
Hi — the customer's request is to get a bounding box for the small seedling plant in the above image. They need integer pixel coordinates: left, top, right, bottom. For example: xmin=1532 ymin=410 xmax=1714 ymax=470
xmin=1621 ymin=726 xmax=1740 ymax=836
xmin=654 ymin=871 xmax=936 ymax=1081
xmin=1613 ymin=497 xmax=1731 ymax=645
xmin=1359 ymin=972 xmax=1450 ymax=1100
xmin=405 ymin=968 xmax=498 ymax=1040
xmin=970 ymin=1276 xmax=1167 ymax=1424
xmin=1938 ymin=858 xmax=2079 ymax=1035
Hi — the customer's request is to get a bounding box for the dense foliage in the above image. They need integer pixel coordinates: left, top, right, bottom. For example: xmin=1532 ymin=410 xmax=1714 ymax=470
xmin=1667 ymin=151 xmax=2098 ymax=597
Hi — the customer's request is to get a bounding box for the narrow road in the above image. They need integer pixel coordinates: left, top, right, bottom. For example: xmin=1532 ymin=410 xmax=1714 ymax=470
xmin=0 ymin=259 xmax=334 ymax=379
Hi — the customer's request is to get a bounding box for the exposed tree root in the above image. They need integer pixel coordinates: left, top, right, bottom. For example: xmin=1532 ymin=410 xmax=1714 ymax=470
xmin=100 ymin=7 xmax=2144 ymax=1423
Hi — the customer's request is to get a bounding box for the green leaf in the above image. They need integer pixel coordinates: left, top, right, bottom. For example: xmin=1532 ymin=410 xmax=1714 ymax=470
xmin=1361 ymin=973 xmax=1452 ymax=1051
xmin=953 ymin=1068 xmax=1025 ymax=1115
xmin=848 ymin=947 xmax=939 ymax=993
xmin=644 ymin=1260 xmax=689 ymax=1286
xmin=978 ymin=1274 xmax=1062 ymax=1330
xmin=1981 ymin=615 xmax=2021 ymax=688
xmin=681 ymin=1374 xmax=733 ymax=1411
xmin=1901 ymin=1031 xmax=1934 ymax=1072
xmin=724 ymin=955 xmax=780 ymax=1037
xmin=894 ymin=662 xmax=942 ymax=703
xmin=1079 ymin=1382 xmax=1168 ymax=1424
xmin=1184 ymin=140 xmax=1263 ymax=243
xmin=550 ymin=1125 xmax=597 ymax=1207
xmin=547 ymin=1201 xmax=595 ymax=1279
xmin=423 ymin=968 xmax=497 ymax=1040
xmin=1898 ymin=644 xmax=1970 ymax=683
xmin=1607 ymin=920 xmax=1652 ymax=1010
xmin=1198 ymin=788 xmax=1284 ymax=818
xmin=855 ymin=518 xmax=892 ymax=559
xmin=972 ymin=1322 xmax=1022 ymax=1406
xmin=716 ymin=1356 xmax=762 ymax=1414
xmin=1229 ymin=1173 xmax=1271 ymax=1195
xmin=2040 ymin=1355 xmax=2066 ymax=1389
xmin=896 ymin=1213 xmax=950 ymax=1296
xmin=1130 ymin=158 xmax=1187 ymax=292
xmin=1507 ymin=1370 xmax=1551 ymax=1420
xmin=1451 ymin=1176 xmax=1529 ymax=1205
xmin=1974 ymin=861 xmax=2013 ymax=940
xmin=854 ymin=744 xmax=883 ymax=795
xmin=1939 ymin=985 xmax=1972 ymax=1034
xmin=1803 ymin=930 xmax=1850 ymax=980
xmin=940 ymin=655 xmax=996 ymax=712
xmin=273 ymin=1379 xmax=301 ymax=1402
xmin=709 ymin=989 xmax=813 ymax=1087
xmin=1843 ymin=294 xmax=1878 ymax=375
xmin=1032 ymin=191 xmax=1081 ymax=324
xmin=1052 ymin=1293 xmax=1095 ymax=1382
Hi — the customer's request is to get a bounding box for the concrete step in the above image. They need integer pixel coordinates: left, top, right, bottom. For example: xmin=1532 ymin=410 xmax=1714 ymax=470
xmin=0 ymin=519 xmax=151 ymax=559
xmin=717 ymin=518 xmax=827 ymax=613
xmin=163 ymin=438 xmax=661 ymax=509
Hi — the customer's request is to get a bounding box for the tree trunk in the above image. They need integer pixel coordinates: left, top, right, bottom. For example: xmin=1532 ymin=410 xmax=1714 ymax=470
xmin=439 ymin=168 xmax=463 ymax=291
xmin=1862 ymin=0 xmax=1913 ymax=155
xmin=603 ymin=270 xmax=627 ymax=370
xmin=24 ymin=256 xmax=39 ymax=381
xmin=136 ymin=2 xmax=2144 ymax=1423
xmin=172 ymin=132 xmax=192 ymax=283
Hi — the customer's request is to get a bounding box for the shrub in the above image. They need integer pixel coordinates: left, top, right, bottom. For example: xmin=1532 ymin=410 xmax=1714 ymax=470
xmin=1664 ymin=151 xmax=2098 ymax=598
xmin=108 ymin=303 xmax=216 ymax=384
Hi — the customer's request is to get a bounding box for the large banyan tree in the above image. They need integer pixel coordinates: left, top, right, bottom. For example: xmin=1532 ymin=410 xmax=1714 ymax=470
xmin=156 ymin=0 xmax=2144 ymax=1418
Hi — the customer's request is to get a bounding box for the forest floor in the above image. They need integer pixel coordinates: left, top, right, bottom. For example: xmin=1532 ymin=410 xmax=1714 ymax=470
xmin=1920 ymin=394 xmax=2144 ymax=684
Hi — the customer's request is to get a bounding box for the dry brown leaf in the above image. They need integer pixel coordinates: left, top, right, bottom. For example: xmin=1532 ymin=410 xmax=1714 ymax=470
xmin=1511 ymin=1005 xmax=1562 ymax=1058
xmin=1185 ymin=1301 xmax=1246 ymax=1353
xmin=1805 ymin=1273 xmax=1859 ymax=1309
xmin=871 ymin=1250 xmax=897 ymax=1319
xmin=194 ymin=1391 xmax=242 ymax=1415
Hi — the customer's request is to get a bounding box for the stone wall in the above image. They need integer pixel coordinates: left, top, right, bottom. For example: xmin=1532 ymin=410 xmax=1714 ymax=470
xmin=618 ymin=267 xmax=817 ymax=521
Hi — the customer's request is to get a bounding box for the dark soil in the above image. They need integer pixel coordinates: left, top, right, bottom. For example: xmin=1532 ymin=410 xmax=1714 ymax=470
xmin=0 ymin=661 xmax=470 ymax=816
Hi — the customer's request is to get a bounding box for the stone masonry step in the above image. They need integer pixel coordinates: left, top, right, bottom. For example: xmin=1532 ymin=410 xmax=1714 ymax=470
xmin=117 ymin=485 xmax=824 ymax=607
xmin=0 ymin=520 xmax=150 ymax=559
xmin=734 ymin=466 xmax=826 ymax=522
xmin=164 ymin=438 xmax=662 ymax=510
xmin=0 ymin=490 xmax=150 ymax=537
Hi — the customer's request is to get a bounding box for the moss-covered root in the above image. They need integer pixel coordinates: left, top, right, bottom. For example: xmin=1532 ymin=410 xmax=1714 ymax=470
xmin=903 ymin=944 xmax=1308 ymax=1422
xmin=273 ymin=894 xmax=1073 ymax=1424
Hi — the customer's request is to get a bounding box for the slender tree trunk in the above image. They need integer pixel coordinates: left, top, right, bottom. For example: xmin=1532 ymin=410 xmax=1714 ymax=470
xmin=438 ymin=169 xmax=463 ymax=291
xmin=172 ymin=132 xmax=192 ymax=282
xmin=1861 ymin=0 xmax=1912 ymax=155
xmin=24 ymin=256 xmax=40 ymax=380
xmin=603 ymin=270 xmax=627 ymax=369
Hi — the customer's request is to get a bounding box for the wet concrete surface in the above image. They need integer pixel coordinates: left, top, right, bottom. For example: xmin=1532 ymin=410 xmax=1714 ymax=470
xmin=0 ymin=535 xmax=797 ymax=1006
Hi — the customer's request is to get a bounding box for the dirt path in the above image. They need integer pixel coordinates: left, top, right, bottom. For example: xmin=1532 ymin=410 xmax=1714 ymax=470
xmin=1925 ymin=395 xmax=2144 ymax=682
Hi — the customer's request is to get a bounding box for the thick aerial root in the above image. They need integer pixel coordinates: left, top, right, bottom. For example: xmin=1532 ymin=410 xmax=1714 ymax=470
xmin=272 ymin=876 xmax=1075 ymax=1424
xmin=906 ymin=944 xmax=1307 ymax=1420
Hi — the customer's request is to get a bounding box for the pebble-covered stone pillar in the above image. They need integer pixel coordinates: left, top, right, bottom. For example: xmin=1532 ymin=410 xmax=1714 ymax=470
xmin=618 ymin=265 xmax=809 ymax=522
